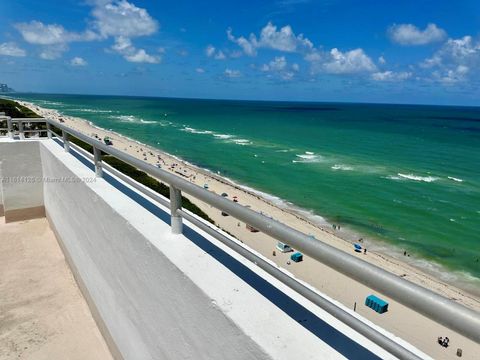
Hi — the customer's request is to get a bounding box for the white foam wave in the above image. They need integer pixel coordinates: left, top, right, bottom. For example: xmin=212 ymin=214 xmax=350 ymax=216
xmin=110 ymin=115 xmax=156 ymax=124
xmin=182 ymin=126 xmax=214 ymax=134
xmin=293 ymin=152 xmax=325 ymax=163
xmin=38 ymin=100 xmax=64 ymax=106
xmin=331 ymin=164 xmax=353 ymax=171
xmin=448 ymin=176 xmax=463 ymax=183
xmin=230 ymin=139 xmax=251 ymax=146
xmin=213 ymin=133 xmax=234 ymax=139
xmin=305 ymin=151 xmax=315 ymax=155
xmin=71 ymin=108 xmax=114 ymax=113
xmin=398 ymin=173 xmax=438 ymax=182
xmin=387 ymin=173 xmax=438 ymax=182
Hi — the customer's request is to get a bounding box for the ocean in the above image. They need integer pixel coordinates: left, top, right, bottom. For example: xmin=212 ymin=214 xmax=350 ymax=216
xmin=11 ymin=93 xmax=480 ymax=291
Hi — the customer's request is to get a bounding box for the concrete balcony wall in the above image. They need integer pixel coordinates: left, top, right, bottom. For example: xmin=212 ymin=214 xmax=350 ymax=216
xmin=0 ymin=140 xmax=45 ymax=222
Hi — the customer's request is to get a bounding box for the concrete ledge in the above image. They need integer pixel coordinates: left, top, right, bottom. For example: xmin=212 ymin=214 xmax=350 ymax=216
xmin=46 ymin=210 xmax=124 ymax=360
xmin=5 ymin=205 xmax=45 ymax=223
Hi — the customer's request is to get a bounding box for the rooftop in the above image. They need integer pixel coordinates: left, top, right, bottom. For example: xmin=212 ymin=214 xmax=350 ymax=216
xmin=0 ymin=217 xmax=112 ymax=360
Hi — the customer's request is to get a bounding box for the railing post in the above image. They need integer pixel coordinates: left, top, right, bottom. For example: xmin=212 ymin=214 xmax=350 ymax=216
xmin=18 ymin=121 xmax=24 ymax=140
xmin=93 ymin=146 xmax=103 ymax=178
xmin=170 ymin=185 xmax=183 ymax=234
xmin=7 ymin=117 xmax=13 ymax=139
xmin=62 ymin=130 xmax=70 ymax=152
xmin=46 ymin=122 xmax=52 ymax=139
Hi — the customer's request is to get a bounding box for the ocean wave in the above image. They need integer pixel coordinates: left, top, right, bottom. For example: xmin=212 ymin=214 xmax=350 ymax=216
xmin=37 ymin=100 xmax=64 ymax=106
xmin=180 ymin=127 xmax=253 ymax=146
xmin=230 ymin=139 xmax=251 ymax=146
xmin=182 ymin=126 xmax=214 ymax=134
xmin=331 ymin=164 xmax=354 ymax=171
xmin=110 ymin=115 xmax=157 ymax=124
xmin=213 ymin=133 xmax=234 ymax=139
xmin=447 ymin=176 xmax=464 ymax=183
xmin=387 ymin=173 xmax=439 ymax=182
xmin=275 ymin=149 xmax=291 ymax=153
xmin=71 ymin=108 xmax=115 ymax=113
xmin=292 ymin=152 xmax=325 ymax=163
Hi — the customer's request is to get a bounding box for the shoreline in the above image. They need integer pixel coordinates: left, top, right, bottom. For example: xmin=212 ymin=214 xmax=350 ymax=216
xmin=14 ymin=98 xmax=480 ymax=358
xmin=19 ymin=99 xmax=480 ymax=300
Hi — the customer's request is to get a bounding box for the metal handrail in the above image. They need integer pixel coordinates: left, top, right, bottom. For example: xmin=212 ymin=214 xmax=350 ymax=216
xmin=1 ymin=117 xmax=48 ymax=139
xmin=8 ymin=117 xmax=480 ymax=356
xmin=63 ymin=135 xmax=424 ymax=359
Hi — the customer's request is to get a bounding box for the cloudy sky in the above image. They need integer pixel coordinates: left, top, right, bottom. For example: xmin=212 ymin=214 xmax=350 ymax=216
xmin=1 ymin=0 xmax=479 ymax=105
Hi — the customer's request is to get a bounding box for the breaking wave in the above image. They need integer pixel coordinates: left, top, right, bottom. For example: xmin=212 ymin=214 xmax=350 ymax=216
xmin=448 ymin=176 xmax=464 ymax=183
xmin=331 ymin=164 xmax=354 ymax=171
xmin=387 ymin=173 xmax=439 ymax=182
xmin=292 ymin=152 xmax=325 ymax=163
xmin=110 ymin=115 xmax=157 ymax=124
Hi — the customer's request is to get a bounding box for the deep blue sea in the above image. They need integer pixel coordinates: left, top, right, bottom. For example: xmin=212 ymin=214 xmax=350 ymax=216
xmin=11 ymin=93 xmax=480 ymax=290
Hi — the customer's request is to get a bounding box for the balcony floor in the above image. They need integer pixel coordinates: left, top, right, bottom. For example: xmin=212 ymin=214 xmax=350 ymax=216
xmin=0 ymin=217 xmax=112 ymax=360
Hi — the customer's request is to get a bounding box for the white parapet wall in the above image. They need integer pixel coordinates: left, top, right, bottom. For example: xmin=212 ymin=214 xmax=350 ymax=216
xmin=0 ymin=139 xmax=45 ymax=222
xmin=39 ymin=140 xmax=275 ymax=360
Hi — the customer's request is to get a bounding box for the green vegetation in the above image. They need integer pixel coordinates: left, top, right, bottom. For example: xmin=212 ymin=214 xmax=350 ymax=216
xmin=62 ymin=133 xmax=214 ymax=224
xmin=0 ymin=98 xmax=40 ymax=118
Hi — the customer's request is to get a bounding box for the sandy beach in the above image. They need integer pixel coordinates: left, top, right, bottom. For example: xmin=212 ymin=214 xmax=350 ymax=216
xmin=20 ymin=100 xmax=480 ymax=358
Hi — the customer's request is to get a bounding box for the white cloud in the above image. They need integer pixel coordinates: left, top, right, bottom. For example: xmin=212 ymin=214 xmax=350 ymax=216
xmin=205 ymin=44 xmax=226 ymax=60
xmin=70 ymin=56 xmax=87 ymax=66
xmin=195 ymin=67 xmax=205 ymax=73
xmin=227 ymin=22 xmax=313 ymax=56
xmin=14 ymin=1 xmax=160 ymax=63
xmin=388 ymin=23 xmax=446 ymax=46
xmin=112 ymin=36 xmax=160 ymax=63
xmin=214 ymin=50 xmax=226 ymax=60
xmin=91 ymin=0 xmax=158 ymax=38
xmin=434 ymin=65 xmax=469 ymax=84
xmin=205 ymin=45 xmax=216 ymax=57
xmin=371 ymin=71 xmax=412 ymax=81
xmin=94 ymin=1 xmax=160 ymax=63
xmin=125 ymin=49 xmax=158 ymax=63
xmin=378 ymin=56 xmax=386 ymax=64
xmin=421 ymin=36 xmax=480 ymax=83
xmin=39 ymin=44 xmax=68 ymax=60
xmin=0 ymin=42 xmax=26 ymax=57
xmin=15 ymin=21 xmax=98 ymax=45
xmin=322 ymin=48 xmax=376 ymax=74
xmin=224 ymin=68 xmax=241 ymax=78
xmin=260 ymin=56 xmax=298 ymax=80
xmin=225 ymin=22 xmax=375 ymax=77
xmin=261 ymin=56 xmax=287 ymax=72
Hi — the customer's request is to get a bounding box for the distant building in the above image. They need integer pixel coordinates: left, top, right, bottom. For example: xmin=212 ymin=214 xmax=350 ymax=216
xmin=0 ymin=83 xmax=14 ymax=93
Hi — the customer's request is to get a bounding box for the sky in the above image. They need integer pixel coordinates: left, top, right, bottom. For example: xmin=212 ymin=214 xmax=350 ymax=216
xmin=0 ymin=0 xmax=480 ymax=105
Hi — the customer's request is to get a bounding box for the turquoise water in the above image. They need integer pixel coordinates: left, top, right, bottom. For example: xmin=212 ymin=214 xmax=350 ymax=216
xmin=11 ymin=94 xmax=480 ymax=286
